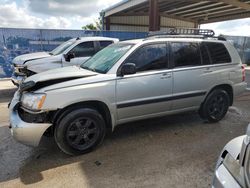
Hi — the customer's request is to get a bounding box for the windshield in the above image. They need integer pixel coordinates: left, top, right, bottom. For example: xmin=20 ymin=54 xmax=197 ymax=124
xmin=81 ymin=43 xmax=133 ymax=74
xmin=50 ymin=40 xmax=75 ymax=55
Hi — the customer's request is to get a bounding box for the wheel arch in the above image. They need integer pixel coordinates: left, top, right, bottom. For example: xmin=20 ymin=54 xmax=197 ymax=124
xmin=204 ymin=84 xmax=234 ymax=106
xmin=51 ymin=100 xmax=113 ymax=135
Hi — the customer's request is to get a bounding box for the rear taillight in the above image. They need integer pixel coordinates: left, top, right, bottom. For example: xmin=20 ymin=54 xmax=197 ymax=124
xmin=242 ymin=65 xmax=246 ymax=82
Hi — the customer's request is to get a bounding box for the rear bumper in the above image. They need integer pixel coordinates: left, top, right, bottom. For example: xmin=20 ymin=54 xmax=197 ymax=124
xmin=9 ymin=92 xmax=52 ymax=146
xmin=233 ymin=82 xmax=247 ymax=97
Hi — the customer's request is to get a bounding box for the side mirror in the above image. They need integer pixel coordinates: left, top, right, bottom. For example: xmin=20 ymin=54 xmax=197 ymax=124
xmin=120 ymin=63 xmax=136 ymax=76
xmin=64 ymin=52 xmax=75 ymax=62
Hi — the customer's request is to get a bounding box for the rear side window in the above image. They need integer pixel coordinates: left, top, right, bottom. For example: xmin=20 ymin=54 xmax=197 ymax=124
xmin=172 ymin=42 xmax=201 ymax=67
xmin=200 ymin=42 xmax=211 ymax=65
xmin=100 ymin=41 xmax=113 ymax=49
xmin=205 ymin=42 xmax=231 ymax=64
xmin=125 ymin=43 xmax=169 ymax=72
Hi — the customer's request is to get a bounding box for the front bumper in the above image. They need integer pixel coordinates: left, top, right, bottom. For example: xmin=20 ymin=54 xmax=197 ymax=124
xmin=9 ymin=91 xmax=52 ymax=146
xmin=11 ymin=74 xmax=25 ymax=86
xmin=212 ymin=136 xmax=245 ymax=188
xmin=212 ymin=164 xmax=241 ymax=188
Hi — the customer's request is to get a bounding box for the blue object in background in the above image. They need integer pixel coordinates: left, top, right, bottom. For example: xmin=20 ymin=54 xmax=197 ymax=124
xmin=0 ymin=28 xmax=148 ymax=78
xmin=0 ymin=27 xmax=249 ymax=78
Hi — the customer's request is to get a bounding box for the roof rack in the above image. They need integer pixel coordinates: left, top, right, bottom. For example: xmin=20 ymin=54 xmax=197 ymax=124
xmin=148 ymin=28 xmax=215 ymax=38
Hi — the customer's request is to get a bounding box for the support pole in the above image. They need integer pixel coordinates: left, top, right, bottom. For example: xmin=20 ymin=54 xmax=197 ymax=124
xmin=149 ymin=0 xmax=160 ymax=31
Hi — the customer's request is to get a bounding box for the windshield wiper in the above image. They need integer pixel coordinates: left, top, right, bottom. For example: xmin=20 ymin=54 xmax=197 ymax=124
xmin=81 ymin=66 xmax=96 ymax=72
xmin=49 ymin=52 xmax=53 ymax=55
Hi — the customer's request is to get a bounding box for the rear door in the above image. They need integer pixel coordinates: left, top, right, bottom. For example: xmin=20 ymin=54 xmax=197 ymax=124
xmin=171 ymin=42 xmax=213 ymax=110
xmin=116 ymin=43 xmax=173 ymax=122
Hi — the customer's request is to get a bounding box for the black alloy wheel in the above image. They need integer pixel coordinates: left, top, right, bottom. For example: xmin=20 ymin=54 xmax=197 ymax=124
xmin=200 ymin=89 xmax=230 ymax=123
xmin=66 ymin=117 xmax=100 ymax=151
xmin=55 ymin=108 xmax=106 ymax=155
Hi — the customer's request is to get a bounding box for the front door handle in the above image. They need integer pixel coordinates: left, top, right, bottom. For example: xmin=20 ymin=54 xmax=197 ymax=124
xmin=161 ymin=73 xmax=172 ymax=79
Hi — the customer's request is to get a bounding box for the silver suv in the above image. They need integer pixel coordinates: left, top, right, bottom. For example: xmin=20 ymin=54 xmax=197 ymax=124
xmin=9 ymin=29 xmax=247 ymax=155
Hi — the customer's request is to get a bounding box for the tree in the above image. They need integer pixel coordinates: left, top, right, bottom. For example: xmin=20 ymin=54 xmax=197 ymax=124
xmin=82 ymin=16 xmax=102 ymax=30
xmin=82 ymin=23 xmax=97 ymax=30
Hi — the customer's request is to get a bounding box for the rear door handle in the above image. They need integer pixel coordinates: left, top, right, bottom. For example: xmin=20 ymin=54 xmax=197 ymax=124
xmin=161 ymin=73 xmax=172 ymax=79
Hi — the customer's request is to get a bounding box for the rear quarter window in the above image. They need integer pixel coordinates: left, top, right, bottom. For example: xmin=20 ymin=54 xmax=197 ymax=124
xmin=205 ymin=42 xmax=231 ymax=64
xmin=100 ymin=41 xmax=114 ymax=50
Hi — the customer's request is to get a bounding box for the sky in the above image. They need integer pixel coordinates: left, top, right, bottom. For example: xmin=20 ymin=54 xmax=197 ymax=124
xmin=0 ymin=0 xmax=250 ymax=36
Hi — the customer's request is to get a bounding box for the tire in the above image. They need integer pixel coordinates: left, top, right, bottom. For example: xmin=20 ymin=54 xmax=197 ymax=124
xmin=55 ymin=108 xmax=106 ymax=155
xmin=200 ymin=89 xmax=230 ymax=123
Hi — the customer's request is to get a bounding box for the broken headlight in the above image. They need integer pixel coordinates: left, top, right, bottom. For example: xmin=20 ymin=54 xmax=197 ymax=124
xmin=21 ymin=93 xmax=46 ymax=110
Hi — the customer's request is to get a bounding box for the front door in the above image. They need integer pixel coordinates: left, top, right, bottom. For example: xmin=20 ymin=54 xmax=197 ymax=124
xmin=116 ymin=43 xmax=173 ymax=122
xmin=63 ymin=41 xmax=96 ymax=67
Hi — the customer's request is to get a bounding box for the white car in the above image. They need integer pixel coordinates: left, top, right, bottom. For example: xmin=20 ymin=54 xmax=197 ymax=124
xmin=213 ymin=124 xmax=250 ymax=188
xmin=11 ymin=37 xmax=119 ymax=85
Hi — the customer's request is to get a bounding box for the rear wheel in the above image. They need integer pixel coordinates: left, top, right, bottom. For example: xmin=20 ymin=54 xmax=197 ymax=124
xmin=55 ymin=108 xmax=106 ymax=155
xmin=200 ymin=89 xmax=230 ymax=123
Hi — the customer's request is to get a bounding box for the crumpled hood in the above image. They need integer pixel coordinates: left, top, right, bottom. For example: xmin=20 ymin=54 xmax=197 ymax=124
xmin=25 ymin=66 xmax=97 ymax=83
xmin=26 ymin=55 xmax=62 ymax=73
xmin=13 ymin=52 xmax=51 ymax=65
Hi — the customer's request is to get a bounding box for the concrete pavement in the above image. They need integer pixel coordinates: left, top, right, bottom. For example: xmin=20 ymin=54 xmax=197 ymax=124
xmin=0 ymin=72 xmax=250 ymax=188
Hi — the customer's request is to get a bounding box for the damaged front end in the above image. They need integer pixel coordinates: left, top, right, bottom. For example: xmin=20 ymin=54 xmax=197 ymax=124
xmin=9 ymin=91 xmax=53 ymax=146
xmin=9 ymin=66 xmax=98 ymax=146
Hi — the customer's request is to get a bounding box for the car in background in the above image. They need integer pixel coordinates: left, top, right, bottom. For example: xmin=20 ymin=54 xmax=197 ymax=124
xmin=213 ymin=124 xmax=250 ymax=188
xmin=11 ymin=37 xmax=119 ymax=85
xmin=0 ymin=55 xmax=13 ymax=78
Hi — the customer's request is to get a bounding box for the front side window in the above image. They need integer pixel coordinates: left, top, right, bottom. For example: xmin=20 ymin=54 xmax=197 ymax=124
xmin=124 ymin=43 xmax=168 ymax=72
xmin=69 ymin=42 xmax=95 ymax=57
xmin=205 ymin=42 xmax=231 ymax=64
xmin=172 ymin=42 xmax=201 ymax=67
xmin=81 ymin=43 xmax=133 ymax=74
xmin=50 ymin=40 xmax=75 ymax=56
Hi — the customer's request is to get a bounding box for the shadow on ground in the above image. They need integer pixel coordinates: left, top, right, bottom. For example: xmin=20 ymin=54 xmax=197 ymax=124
xmin=1 ymin=109 xmax=246 ymax=187
xmin=1 ymin=112 xmax=202 ymax=183
xmin=0 ymin=91 xmax=249 ymax=187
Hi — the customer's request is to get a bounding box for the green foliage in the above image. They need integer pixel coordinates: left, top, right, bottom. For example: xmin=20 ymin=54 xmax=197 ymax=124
xmin=82 ymin=23 xmax=97 ymax=30
xmin=82 ymin=16 xmax=102 ymax=31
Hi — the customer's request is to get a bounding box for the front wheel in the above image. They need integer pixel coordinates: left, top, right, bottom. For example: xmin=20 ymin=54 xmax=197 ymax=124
xmin=55 ymin=108 xmax=106 ymax=155
xmin=200 ymin=89 xmax=230 ymax=123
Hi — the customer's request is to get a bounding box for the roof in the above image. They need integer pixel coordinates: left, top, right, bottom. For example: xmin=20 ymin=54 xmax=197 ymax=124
xmin=71 ymin=37 xmax=119 ymax=42
xmin=119 ymin=36 xmax=228 ymax=45
xmin=104 ymin=0 xmax=250 ymax=24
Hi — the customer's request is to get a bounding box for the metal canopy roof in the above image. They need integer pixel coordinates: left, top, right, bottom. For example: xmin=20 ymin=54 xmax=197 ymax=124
xmin=104 ymin=0 xmax=250 ymax=24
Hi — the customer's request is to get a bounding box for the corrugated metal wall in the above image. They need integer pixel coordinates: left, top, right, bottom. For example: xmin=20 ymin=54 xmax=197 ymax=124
xmin=109 ymin=16 xmax=195 ymax=32
xmin=160 ymin=17 xmax=195 ymax=28
xmin=110 ymin=16 xmax=149 ymax=32
xmin=110 ymin=25 xmax=148 ymax=32
xmin=110 ymin=16 xmax=149 ymax=25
